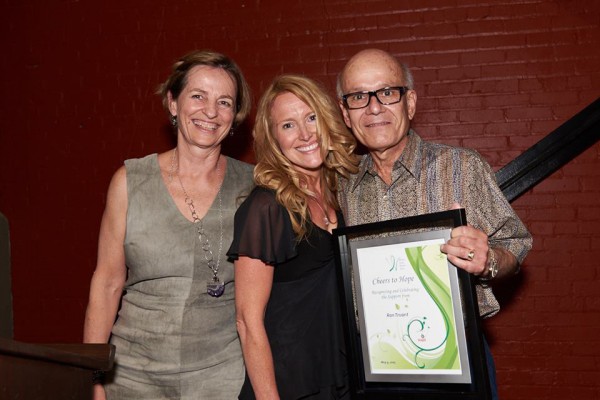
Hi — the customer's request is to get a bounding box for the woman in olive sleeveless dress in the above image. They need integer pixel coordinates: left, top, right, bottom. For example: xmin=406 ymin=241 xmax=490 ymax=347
xmin=107 ymin=153 xmax=253 ymax=399
xmin=84 ymin=50 xmax=253 ymax=400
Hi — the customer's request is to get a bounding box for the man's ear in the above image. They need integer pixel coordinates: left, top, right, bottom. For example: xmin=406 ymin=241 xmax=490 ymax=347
xmin=339 ymin=100 xmax=352 ymax=128
xmin=406 ymin=90 xmax=417 ymax=121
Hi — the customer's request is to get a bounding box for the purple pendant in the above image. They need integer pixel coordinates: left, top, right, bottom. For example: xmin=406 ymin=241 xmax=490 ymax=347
xmin=207 ymin=278 xmax=225 ymax=297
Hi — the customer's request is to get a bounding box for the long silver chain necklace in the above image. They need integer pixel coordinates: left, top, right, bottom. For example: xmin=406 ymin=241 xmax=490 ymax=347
xmin=169 ymin=148 xmax=225 ymax=297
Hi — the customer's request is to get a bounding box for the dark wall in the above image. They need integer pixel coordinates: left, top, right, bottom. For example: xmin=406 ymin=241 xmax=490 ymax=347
xmin=1 ymin=1 xmax=599 ymax=398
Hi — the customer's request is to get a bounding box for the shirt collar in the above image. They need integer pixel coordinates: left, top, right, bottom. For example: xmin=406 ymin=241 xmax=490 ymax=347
xmin=399 ymin=129 xmax=422 ymax=182
xmin=350 ymin=129 xmax=422 ymax=192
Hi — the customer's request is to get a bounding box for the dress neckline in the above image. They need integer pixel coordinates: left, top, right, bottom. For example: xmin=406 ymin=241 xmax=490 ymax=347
xmin=154 ymin=153 xmax=229 ymax=226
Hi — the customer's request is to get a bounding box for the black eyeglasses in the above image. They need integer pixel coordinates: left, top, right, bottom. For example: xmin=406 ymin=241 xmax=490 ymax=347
xmin=342 ymin=86 xmax=409 ymax=110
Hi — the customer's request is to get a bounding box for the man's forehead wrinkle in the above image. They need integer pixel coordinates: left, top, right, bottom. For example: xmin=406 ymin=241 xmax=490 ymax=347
xmin=342 ymin=58 xmax=404 ymax=93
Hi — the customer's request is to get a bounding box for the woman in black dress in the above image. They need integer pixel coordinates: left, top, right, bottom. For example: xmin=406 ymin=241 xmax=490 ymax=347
xmin=227 ymin=74 xmax=359 ymax=399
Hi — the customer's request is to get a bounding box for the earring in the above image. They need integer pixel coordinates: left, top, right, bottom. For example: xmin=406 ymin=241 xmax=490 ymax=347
xmin=229 ymin=128 xmax=234 ymax=137
xmin=170 ymin=115 xmax=177 ymax=127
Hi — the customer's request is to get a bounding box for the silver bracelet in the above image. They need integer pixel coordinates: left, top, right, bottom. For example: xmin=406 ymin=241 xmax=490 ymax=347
xmin=480 ymin=248 xmax=498 ymax=281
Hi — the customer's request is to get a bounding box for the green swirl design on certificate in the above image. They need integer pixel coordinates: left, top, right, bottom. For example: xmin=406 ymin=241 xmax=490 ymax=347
xmin=364 ymin=243 xmax=460 ymax=373
xmin=403 ymin=245 xmax=459 ymax=370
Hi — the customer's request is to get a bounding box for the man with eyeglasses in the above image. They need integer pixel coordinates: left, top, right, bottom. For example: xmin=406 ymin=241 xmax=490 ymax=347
xmin=336 ymin=48 xmax=532 ymax=399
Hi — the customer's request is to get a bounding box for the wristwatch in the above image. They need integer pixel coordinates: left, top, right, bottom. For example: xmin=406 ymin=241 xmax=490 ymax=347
xmin=480 ymin=248 xmax=498 ymax=281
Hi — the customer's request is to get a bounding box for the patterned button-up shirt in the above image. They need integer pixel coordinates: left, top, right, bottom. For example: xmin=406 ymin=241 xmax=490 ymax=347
xmin=338 ymin=130 xmax=532 ymax=317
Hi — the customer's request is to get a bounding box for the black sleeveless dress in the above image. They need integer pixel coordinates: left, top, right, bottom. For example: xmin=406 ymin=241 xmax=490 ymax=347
xmin=227 ymin=187 xmax=349 ymax=399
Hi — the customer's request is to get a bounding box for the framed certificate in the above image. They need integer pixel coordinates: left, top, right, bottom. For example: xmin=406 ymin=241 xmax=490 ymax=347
xmin=333 ymin=209 xmax=491 ymax=399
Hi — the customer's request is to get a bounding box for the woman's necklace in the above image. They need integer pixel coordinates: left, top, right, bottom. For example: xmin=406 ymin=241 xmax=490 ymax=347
xmin=169 ymin=148 xmax=225 ymax=298
xmin=308 ymin=194 xmax=337 ymax=227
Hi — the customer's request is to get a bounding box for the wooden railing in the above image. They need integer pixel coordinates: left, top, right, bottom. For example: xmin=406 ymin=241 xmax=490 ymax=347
xmin=496 ymin=97 xmax=600 ymax=202
xmin=0 ymin=338 xmax=115 ymax=400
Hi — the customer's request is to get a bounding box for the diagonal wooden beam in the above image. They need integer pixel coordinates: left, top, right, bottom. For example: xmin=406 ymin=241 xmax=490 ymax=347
xmin=496 ymin=97 xmax=600 ymax=202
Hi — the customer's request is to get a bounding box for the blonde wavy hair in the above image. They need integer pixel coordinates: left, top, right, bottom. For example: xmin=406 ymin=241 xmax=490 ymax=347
xmin=253 ymin=74 xmax=359 ymax=239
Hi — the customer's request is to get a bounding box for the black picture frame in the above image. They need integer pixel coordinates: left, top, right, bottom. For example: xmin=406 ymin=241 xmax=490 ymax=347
xmin=333 ymin=209 xmax=491 ymax=399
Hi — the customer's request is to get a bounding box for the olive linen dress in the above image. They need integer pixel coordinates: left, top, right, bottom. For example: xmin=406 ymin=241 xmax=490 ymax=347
xmin=105 ymin=154 xmax=254 ymax=400
xmin=227 ymin=187 xmax=349 ymax=400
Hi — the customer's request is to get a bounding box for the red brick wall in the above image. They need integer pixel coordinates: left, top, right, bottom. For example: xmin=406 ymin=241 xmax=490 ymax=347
xmin=1 ymin=1 xmax=599 ymax=398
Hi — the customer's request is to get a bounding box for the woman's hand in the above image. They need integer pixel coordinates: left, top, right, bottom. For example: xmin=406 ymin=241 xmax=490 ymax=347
xmin=92 ymin=383 xmax=106 ymax=400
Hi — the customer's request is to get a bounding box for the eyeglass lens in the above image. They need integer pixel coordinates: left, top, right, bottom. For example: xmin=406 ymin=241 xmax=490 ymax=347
xmin=344 ymin=87 xmax=407 ymax=109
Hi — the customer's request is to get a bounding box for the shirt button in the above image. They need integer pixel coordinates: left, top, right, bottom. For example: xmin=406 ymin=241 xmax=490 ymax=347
xmin=383 ymin=194 xmax=388 ymax=200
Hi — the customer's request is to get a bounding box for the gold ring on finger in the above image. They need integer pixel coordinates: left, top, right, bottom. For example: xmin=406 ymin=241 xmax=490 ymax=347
xmin=467 ymin=250 xmax=475 ymax=261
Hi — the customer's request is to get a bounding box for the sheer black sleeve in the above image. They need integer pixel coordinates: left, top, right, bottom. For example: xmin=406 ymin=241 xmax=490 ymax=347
xmin=227 ymin=187 xmax=297 ymax=265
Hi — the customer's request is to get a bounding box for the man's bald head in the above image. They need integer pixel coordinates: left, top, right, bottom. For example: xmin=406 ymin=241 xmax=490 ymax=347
xmin=336 ymin=49 xmax=413 ymax=98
